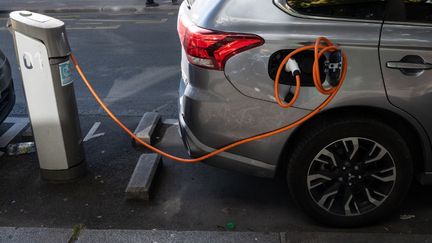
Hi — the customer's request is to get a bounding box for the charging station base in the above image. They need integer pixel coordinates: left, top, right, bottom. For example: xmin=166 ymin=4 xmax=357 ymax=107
xmin=40 ymin=161 xmax=87 ymax=182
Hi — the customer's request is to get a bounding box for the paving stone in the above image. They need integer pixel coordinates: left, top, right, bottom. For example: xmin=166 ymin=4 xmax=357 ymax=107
xmin=0 ymin=227 xmax=71 ymax=243
xmin=77 ymin=229 xmax=280 ymax=243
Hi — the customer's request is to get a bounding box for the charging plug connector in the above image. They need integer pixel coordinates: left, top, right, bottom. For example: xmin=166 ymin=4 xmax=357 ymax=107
xmin=285 ymin=58 xmax=301 ymax=76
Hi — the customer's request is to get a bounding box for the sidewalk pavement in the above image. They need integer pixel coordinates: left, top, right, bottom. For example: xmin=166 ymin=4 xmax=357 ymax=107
xmin=0 ymin=0 xmax=181 ymax=14
xmin=1 ymin=227 xmax=432 ymax=243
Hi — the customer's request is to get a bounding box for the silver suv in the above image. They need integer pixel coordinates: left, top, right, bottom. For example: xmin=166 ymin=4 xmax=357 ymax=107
xmin=177 ymin=0 xmax=432 ymax=226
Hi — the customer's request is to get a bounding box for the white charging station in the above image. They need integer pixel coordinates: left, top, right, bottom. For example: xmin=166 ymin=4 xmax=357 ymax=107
xmin=8 ymin=11 xmax=86 ymax=181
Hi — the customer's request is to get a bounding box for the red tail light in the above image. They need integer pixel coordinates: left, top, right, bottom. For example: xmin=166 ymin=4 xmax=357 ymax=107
xmin=178 ymin=17 xmax=265 ymax=71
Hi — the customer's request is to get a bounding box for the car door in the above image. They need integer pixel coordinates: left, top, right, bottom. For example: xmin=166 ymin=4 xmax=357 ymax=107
xmin=379 ymin=0 xmax=432 ymax=140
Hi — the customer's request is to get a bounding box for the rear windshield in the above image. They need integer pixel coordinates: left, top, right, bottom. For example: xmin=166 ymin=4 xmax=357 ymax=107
xmin=287 ymin=0 xmax=387 ymax=20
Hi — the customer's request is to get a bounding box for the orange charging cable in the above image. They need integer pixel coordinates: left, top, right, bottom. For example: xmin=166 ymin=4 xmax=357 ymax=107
xmin=70 ymin=37 xmax=347 ymax=163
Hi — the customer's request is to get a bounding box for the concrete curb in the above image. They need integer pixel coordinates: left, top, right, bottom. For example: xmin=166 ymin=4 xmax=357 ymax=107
xmin=0 ymin=227 xmax=71 ymax=243
xmin=1 ymin=227 xmax=432 ymax=243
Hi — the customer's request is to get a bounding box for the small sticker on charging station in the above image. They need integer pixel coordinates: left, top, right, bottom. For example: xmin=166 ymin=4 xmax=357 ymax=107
xmin=59 ymin=60 xmax=73 ymax=86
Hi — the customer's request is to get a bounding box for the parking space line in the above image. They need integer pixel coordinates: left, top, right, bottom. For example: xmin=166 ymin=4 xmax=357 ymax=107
xmin=135 ymin=18 xmax=168 ymax=24
xmin=151 ymin=103 xmax=171 ymax=112
xmin=77 ymin=18 xmax=145 ymax=23
xmin=0 ymin=117 xmax=29 ymax=148
xmin=75 ymin=22 xmax=104 ymax=25
xmin=66 ymin=25 xmax=121 ymax=30
xmin=162 ymin=119 xmax=178 ymax=125
xmin=71 ymin=18 xmax=168 ymax=24
xmin=83 ymin=122 xmax=105 ymax=142
xmin=0 ymin=17 xmax=169 ymax=32
xmin=54 ymin=15 xmax=81 ymax=19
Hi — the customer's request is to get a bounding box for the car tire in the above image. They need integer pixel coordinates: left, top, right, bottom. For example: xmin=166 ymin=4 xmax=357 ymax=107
xmin=287 ymin=117 xmax=413 ymax=227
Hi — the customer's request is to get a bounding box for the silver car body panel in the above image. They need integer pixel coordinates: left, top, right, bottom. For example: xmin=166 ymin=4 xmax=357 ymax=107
xmin=178 ymin=0 xmax=432 ymax=177
xmin=179 ymin=59 xmax=310 ymax=177
xmin=379 ymin=24 xmax=432 ymax=165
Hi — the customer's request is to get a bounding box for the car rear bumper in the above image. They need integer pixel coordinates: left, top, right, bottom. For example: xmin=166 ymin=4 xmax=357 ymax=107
xmin=177 ymin=73 xmax=279 ymax=178
xmin=178 ymin=108 xmax=277 ymax=178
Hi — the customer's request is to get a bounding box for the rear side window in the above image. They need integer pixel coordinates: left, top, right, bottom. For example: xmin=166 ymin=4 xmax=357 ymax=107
xmin=287 ymin=0 xmax=387 ymax=20
xmin=404 ymin=0 xmax=432 ymax=23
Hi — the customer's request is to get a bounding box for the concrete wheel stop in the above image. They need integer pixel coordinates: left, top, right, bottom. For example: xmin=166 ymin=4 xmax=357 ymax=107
xmin=125 ymin=153 xmax=162 ymax=200
xmin=126 ymin=112 xmax=163 ymax=200
xmin=132 ymin=111 xmax=161 ymax=146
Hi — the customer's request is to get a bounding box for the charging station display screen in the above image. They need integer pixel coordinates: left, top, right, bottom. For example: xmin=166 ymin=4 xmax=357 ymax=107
xmin=59 ymin=60 xmax=74 ymax=86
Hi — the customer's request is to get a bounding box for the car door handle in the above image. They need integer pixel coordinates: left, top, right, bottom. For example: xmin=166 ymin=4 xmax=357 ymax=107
xmin=386 ymin=61 xmax=432 ymax=70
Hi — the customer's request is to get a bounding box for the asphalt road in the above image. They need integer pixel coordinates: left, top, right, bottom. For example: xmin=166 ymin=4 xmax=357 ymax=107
xmin=0 ymin=0 xmax=177 ymax=11
xmin=0 ymin=10 xmax=181 ymax=118
xmin=2 ymin=116 xmax=432 ymax=236
xmin=1 ymin=8 xmax=432 ymax=240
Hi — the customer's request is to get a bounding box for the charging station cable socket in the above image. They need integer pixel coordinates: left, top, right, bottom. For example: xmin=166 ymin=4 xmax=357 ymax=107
xmin=324 ymin=50 xmax=343 ymax=87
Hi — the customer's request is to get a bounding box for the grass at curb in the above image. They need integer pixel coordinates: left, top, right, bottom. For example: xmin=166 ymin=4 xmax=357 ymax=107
xmin=68 ymin=224 xmax=86 ymax=243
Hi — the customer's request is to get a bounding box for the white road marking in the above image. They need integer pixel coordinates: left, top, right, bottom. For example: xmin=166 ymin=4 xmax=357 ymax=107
xmin=162 ymin=119 xmax=178 ymax=125
xmin=83 ymin=122 xmax=105 ymax=142
xmin=108 ymin=11 xmax=173 ymax=16
xmin=0 ymin=17 xmax=169 ymax=32
xmin=77 ymin=18 xmax=163 ymax=23
xmin=152 ymin=103 xmax=171 ymax=112
xmin=100 ymin=66 xmax=179 ymax=109
xmin=55 ymin=15 xmax=81 ymax=19
xmin=75 ymin=22 xmax=104 ymax=25
xmin=0 ymin=117 xmax=29 ymax=148
xmin=66 ymin=25 xmax=121 ymax=30
xmin=0 ymin=15 xmax=80 ymax=21
xmin=135 ymin=18 xmax=168 ymax=24
xmin=65 ymin=18 xmax=168 ymax=24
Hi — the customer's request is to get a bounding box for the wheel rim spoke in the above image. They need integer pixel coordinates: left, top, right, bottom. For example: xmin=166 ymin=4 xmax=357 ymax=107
xmin=319 ymin=149 xmax=338 ymax=167
xmin=370 ymin=166 xmax=396 ymax=183
xmin=342 ymin=137 xmax=359 ymax=161
xmin=371 ymin=173 xmax=395 ymax=183
xmin=318 ymin=190 xmax=338 ymax=208
xmin=365 ymin=146 xmax=388 ymax=164
xmin=344 ymin=193 xmax=354 ymax=216
xmin=365 ymin=188 xmax=385 ymax=207
xmin=308 ymin=173 xmax=331 ymax=188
